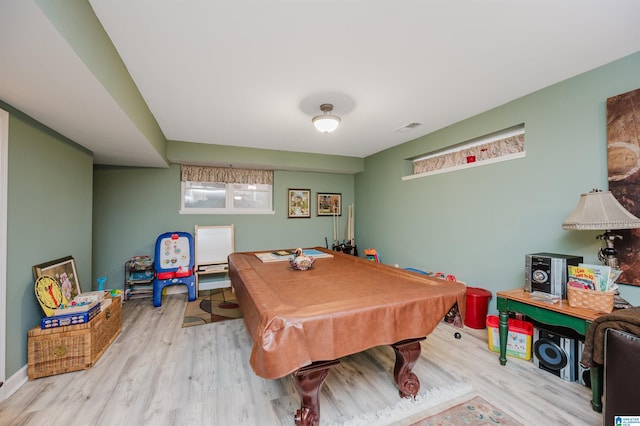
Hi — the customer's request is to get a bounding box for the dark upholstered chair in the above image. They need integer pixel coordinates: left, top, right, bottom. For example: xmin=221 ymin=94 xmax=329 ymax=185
xmin=603 ymin=328 xmax=640 ymax=426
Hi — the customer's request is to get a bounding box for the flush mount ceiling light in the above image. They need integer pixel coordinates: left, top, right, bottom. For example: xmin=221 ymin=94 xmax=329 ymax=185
xmin=312 ymin=104 xmax=341 ymax=133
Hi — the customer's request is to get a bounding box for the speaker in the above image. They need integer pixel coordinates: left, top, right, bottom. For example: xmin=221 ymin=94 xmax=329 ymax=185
xmin=533 ymin=327 xmax=577 ymax=382
xmin=577 ymin=340 xmax=591 ymax=388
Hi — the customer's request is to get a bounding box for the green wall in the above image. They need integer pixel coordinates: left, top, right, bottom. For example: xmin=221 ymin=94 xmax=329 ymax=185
xmin=355 ymin=51 xmax=640 ymax=311
xmin=92 ymin=164 xmax=355 ymax=289
xmin=3 ymin=102 xmax=94 ymax=377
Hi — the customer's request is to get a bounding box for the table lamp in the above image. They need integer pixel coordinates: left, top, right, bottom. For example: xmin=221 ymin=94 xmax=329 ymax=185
xmin=562 ymin=189 xmax=640 ymax=268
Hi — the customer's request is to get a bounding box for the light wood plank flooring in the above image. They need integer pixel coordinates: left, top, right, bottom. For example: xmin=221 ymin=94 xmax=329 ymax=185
xmin=0 ymin=294 xmax=603 ymax=425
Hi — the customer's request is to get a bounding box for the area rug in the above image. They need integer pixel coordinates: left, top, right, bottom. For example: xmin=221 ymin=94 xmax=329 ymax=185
xmin=326 ymin=382 xmax=474 ymax=426
xmin=410 ymin=395 xmax=524 ymax=426
xmin=182 ymin=288 xmax=243 ymax=328
xmin=325 ymin=383 xmax=524 ymax=426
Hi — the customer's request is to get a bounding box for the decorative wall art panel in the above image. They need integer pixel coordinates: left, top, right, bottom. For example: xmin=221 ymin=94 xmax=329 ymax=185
xmin=607 ymin=87 xmax=640 ymax=286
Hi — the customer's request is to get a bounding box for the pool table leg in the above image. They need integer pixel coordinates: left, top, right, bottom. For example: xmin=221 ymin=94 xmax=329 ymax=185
xmin=292 ymin=360 xmax=340 ymax=426
xmin=391 ymin=337 xmax=427 ymax=398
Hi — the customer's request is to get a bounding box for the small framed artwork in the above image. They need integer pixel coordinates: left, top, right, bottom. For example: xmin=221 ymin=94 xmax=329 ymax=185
xmin=288 ymin=188 xmax=311 ymax=218
xmin=317 ymin=192 xmax=342 ymax=216
xmin=33 ymin=256 xmax=82 ymax=302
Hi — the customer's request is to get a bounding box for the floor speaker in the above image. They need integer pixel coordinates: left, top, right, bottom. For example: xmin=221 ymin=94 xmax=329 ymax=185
xmin=533 ymin=327 xmax=577 ymax=382
xmin=576 ymin=340 xmax=591 ymax=388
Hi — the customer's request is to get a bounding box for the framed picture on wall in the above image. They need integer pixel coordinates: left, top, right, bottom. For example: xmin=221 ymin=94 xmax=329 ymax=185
xmin=33 ymin=256 xmax=82 ymax=302
xmin=287 ymin=188 xmax=311 ymax=218
xmin=317 ymin=192 xmax=342 ymax=216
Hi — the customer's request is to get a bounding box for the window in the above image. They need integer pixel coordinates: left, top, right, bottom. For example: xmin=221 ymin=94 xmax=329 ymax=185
xmin=180 ymin=166 xmax=273 ymax=214
xmin=403 ymin=124 xmax=525 ymax=180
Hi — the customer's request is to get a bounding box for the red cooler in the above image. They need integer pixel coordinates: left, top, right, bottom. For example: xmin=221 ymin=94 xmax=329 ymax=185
xmin=464 ymin=287 xmax=492 ymax=329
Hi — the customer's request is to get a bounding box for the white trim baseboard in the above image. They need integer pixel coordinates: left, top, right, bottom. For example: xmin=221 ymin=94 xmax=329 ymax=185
xmin=2 ymin=365 xmax=28 ymax=401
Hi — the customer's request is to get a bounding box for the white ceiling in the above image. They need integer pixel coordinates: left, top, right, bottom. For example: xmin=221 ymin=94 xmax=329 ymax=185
xmin=2 ymin=1 xmax=640 ymax=168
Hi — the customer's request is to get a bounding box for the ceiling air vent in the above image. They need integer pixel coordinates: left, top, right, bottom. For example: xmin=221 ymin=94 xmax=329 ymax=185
xmin=394 ymin=122 xmax=423 ymax=133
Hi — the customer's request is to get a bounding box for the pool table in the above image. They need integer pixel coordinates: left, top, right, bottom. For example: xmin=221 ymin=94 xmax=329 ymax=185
xmin=228 ymin=248 xmax=466 ymax=425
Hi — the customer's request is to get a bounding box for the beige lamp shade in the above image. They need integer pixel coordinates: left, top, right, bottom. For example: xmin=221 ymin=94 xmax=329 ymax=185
xmin=562 ymin=189 xmax=640 ymax=230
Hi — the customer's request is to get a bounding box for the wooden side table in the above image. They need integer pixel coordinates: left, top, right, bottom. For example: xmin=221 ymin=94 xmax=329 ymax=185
xmin=496 ymin=289 xmax=606 ymax=412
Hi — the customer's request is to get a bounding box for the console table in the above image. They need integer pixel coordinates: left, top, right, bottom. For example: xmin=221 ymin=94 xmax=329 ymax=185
xmin=496 ymin=289 xmax=605 ymax=412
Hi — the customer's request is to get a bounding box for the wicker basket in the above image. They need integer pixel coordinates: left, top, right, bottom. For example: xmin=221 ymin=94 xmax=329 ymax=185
xmin=27 ymin=296 xmax=121 ymax=380
xmin=567 ymin=286 xmax=614 ymax=313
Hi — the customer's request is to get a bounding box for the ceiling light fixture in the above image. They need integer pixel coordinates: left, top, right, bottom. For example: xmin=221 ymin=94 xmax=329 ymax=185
xmin=312 ymin=104 xmax=341 ymax=133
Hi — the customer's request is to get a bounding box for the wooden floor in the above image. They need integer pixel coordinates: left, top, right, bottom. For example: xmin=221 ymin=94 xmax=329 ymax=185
xmin=0 ymin=294 xmax=603 ymax=426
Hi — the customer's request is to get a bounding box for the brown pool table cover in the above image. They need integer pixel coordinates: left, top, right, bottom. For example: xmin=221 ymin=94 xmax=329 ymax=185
xmin=228 ymin=248 xmax=466 ymax=379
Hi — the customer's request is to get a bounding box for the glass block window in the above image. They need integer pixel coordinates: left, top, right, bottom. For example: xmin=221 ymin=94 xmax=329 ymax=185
xmin=405 ymin=124 xmax=525 ymax=180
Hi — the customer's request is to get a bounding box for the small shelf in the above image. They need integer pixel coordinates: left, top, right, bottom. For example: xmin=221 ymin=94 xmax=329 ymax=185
xmin=124 ymin=255 xmax=154 ymax=301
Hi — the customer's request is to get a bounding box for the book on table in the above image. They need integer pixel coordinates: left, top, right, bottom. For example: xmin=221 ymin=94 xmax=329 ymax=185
xmin=568 ymin=263 xmax=617 ymax=291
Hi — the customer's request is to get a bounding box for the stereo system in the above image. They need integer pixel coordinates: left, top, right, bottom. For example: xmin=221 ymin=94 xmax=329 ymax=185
xmin=521 ymin=253 xmax=590 ymax=385
xmin=525 ymin=253 xmax=583 ymax=299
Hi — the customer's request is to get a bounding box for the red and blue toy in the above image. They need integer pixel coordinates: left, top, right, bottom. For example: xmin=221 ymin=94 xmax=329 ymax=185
xmin=153 ymin=231 xmax=196 ymax=307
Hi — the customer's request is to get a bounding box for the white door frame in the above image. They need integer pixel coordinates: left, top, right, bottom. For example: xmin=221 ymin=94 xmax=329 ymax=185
xmin=0 ymin=108 xmax=8 ymax=401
